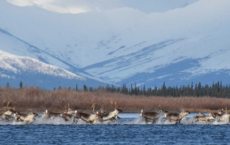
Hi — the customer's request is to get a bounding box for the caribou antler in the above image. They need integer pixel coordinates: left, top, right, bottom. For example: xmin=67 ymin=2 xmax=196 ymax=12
xmin=92 ymin=103 xmax=96 ymax=108
xmin=63 ymin=103 xmax=73 ymax=113
xmin=110 ymin=101 xmax=115 ymax=109
xmin=180 ymin=104 xmax=185 ymax=112
xmin=3 ymin=100 xmax=13 ymax=110
xmin=7 ymin=101 xmax=11 ymax=108
xmin=115 ymin=102 xmax=117 ymax=109
xmin=25 ymin=108 xmax=32 ymax=114
xmin=114 ymin=102 xmax=121 ymax=109
xmin=110 ymin=101 xmax=119 ymax=109
xmin=2 ymin=100 xmax=6 ymax=107
xmin=64 ymin=105 xmax=68 ymax=112
xmin=92 ymin=103 xmax=96 ymax=114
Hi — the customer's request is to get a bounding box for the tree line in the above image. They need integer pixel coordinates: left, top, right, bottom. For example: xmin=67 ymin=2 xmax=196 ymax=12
xmin=7 ymin=81 xmax=230 ymax=98
xmin=79 ymin=81 xmax=230 ymax=98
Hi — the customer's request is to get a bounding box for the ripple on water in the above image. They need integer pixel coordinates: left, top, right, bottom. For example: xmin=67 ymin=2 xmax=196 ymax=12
xmin=0 ymin=125 xmax=230 ymax=144
xmin=0 ymin=113 xmax=230 ymax=144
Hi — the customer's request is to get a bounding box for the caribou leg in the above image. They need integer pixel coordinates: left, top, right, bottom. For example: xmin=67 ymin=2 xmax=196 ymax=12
xmin=151 ymin=119 xmax=156 ymax=124
xmin=116 ymin=116 xmax=121 ymax=120
xmin=73 ymin=117 xmax=78 ymax=124
xmin=193 ymin=118 xmax=198 ymax=123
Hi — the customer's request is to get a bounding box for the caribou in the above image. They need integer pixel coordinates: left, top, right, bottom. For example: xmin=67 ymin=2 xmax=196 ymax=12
xmin=73 ymin=110 xmax=102 ymax=124
xmin=1 ymin=100 xmax=16 ymax=120
xmin=43 ymin=110 xmax=60 ymax=119
xmin=92 ymin=102 xmax=122 ymax=122
xmin=63 ymin=104 xmax=75 ymax=115
xmin=99 ymin=108 xmax=122 ymax=121
xmin=2 ymin=109 xmax=16 ymax=120
xmin=163 ymin=109 xmax=190 ymax=123
xmin=193 ymin=109 xmax=227 ymax=123
xmin=14 ymin=111 xmax=38 ymax=123
xmin=211 ymin=109 xmax=225 ymax=120
xmin=59 ymin=104 xmax=75 ymax=121
xmin=217 ymin=108 xmax=230 ymax=122
xmin=193 ymin=112 xmax=215 ymax=123
xmin=140 ymin=109 xmax=162 ymax=124
xmin=14 ymin=111 xmax=28 ymax=121
xmin=102 ymin=111 xmax=119 ymax=119
xmin=60 ymin=113 xmax=73 ymax=121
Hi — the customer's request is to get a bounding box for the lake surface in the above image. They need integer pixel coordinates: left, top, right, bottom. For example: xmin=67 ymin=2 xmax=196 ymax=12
xmin=0 ymin=113 xmax=230 ymax=145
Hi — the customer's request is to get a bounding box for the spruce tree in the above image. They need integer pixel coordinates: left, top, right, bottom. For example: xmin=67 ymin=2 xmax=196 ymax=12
xmin=20 ymin=81 xmax=23 ymax=89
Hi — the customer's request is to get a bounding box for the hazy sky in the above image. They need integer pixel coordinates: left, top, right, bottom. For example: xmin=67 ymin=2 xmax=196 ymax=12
xmin=6 ymin=0 xmax=199 ymax=14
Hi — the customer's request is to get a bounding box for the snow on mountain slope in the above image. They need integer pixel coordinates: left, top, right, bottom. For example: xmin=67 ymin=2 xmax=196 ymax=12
xmin=0 ymin=28 xmax=70 ymax=70
xmin=1 ymin=0 xmax=230 ymax=88
xmin=0 ymin=49 xmax=87 ymax=89
xmin=0 ymin=0 xmax=200 ymax=68
xmin=0 ymin=28 xmax=108 ymax=88
xmin=0 ymin=50 xmax=84 ymax=80
xmin=6 ymin=0 xmax=198 ymax=14
xmin=83 ymin=0 xmax=230 ymax=84
xmin=0 ymin=49 xmax=108 ymax=89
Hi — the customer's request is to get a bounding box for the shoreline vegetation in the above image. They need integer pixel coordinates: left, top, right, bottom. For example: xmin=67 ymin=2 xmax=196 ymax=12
xmin=1 ymin=86 xmax=230 ymax=114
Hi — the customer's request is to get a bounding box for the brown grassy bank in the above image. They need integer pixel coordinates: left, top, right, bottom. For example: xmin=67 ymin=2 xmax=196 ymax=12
xmin=1 ymin=87 xmax=230 ymax=113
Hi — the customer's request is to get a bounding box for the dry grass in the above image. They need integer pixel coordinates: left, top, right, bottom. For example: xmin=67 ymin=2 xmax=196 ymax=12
xmin=1 ymin=87 xmax=230 ymax=113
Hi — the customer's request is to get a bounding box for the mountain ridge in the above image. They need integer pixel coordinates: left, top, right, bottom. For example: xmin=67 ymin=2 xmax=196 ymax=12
xmin=1 ymin=0 xmax=230 ymax=89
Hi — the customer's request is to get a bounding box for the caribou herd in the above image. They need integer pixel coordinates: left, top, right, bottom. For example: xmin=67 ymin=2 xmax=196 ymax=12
xmin=140 ymin=108 xmax=229 ymax=124
xmin=1 ymin=100 xmax=230 ymax=125
xmin=0 ymin=101 xmax=122 ymax=124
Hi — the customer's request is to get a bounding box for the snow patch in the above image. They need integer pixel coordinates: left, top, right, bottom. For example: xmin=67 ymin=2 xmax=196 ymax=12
xmin=0 ymin=50 xmax=85 ymax=80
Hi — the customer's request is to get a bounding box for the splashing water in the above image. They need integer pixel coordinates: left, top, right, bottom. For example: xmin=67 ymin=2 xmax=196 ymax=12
xmin=0 ymin=113 xmax=229 ymax=125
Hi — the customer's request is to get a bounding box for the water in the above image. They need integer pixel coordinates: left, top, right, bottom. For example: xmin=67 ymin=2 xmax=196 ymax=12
xmin=0 ymin=113 xmax=230 ymax=145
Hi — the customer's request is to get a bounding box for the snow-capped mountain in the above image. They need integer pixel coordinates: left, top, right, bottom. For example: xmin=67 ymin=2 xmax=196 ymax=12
xmin=0 ymin=25 xmax=107 ymax=89
xmin=0 ymin=27 xmax=107 ymax=89
xmin=0 ymin=49 xmax=107 ymax=89
xmin=0 ymin=0 xmax=230 ymax=89
xmin=0 ymin=49 xmax=84 ymax=80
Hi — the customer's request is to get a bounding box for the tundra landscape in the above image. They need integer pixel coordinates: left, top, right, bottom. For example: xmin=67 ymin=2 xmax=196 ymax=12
xmin=1 ymin=0 xmax=230 ymax=144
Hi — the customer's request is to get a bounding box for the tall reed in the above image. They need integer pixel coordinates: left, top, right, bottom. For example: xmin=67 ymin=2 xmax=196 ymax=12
xmin=1 ymin=87 xmax=230 ymax=112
